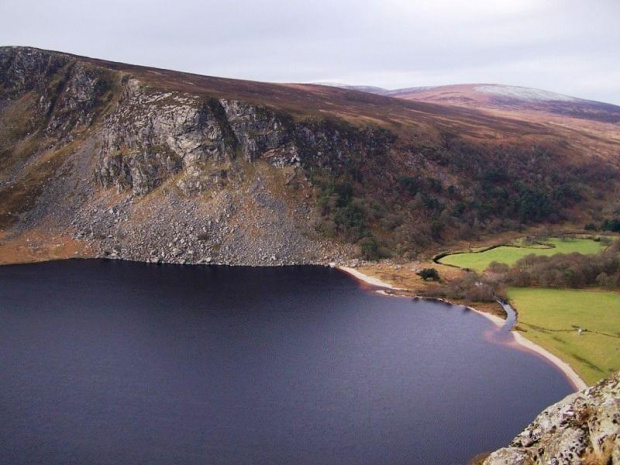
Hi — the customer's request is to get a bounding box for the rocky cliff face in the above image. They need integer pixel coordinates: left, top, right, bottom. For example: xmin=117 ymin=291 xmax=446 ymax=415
xmin=0 ymin=47 xmax=396 ymax=265
xmin=483 ymin=372 xmax=620 ymax=465
xmin=95 ymin=79 xmax=300 ymax=196
xmin=0 ymin=47 xmax=115 ymax=137
xmin=0 ymin=47 xmax=618 ymax=266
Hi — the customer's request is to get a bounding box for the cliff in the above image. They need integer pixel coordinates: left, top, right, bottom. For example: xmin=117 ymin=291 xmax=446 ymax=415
xmin=483 ymin=372 xmax=620 ymax=465
xmin=1 ymin=47 xmax=619 ymax=265
xmin=0 ymin=47 xmax=382 ymax=264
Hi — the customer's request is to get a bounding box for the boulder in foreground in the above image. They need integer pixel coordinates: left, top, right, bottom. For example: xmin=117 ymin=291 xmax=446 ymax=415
xmin=484 ymin=372 xmax=620 ymax=465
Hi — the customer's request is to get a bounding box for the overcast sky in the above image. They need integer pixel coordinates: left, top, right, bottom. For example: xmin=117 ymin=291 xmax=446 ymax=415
xmin=1 ymin=0 xmax=619 ymax=104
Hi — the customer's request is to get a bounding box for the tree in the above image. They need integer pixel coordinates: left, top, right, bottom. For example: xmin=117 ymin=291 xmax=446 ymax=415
xmin=417 ymin=268 xmax=440 ymax=281
xmin=360 ymin=236 xmax=379 ymax=260
xmin=602 ymin=218 xmax=620 ymax=232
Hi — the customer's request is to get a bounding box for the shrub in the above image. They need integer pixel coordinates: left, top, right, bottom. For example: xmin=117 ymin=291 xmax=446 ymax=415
xmin=505 ymin=240 xmax=620 ymax=289
xmin=602 ymin=218 xmax=620 ymax=232
xmin=487 ymin=261 xmax=510 ymax=273
xmin=419 ymin=272 xmax=504 ymax=302
xmin=360 ymin=236 xmax=380 ymax=260
xmin=417 ymin=268 xmax=440 ymax=281
xmin=397 ymin=176 xmax=421 ymax=195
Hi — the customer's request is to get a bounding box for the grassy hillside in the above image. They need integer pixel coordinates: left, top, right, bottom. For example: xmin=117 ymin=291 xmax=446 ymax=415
xmin=440 ymin=238 xmax=607 ymax=272
xmin=508 ymin=287 xmax=620 ymax=385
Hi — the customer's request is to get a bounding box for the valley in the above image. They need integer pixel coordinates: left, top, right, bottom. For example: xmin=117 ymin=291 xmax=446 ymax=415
xmin=1 ymin=45 xmax=619 ymax=465
xmin=351 ymin=234 xmax=620 ymax=386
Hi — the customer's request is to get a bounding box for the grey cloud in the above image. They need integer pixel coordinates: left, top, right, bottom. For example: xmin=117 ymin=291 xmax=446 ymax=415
xmin=0 ymin=0 xmax=618 ymax=104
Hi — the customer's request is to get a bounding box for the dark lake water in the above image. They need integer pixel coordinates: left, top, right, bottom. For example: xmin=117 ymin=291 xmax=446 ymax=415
xmin=0 ymin=260 xmax=573 ymax=465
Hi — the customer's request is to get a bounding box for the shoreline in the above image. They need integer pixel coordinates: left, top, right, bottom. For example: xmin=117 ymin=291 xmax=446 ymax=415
xmin=337 ymin=265 xmax=505 ymax=326
xmin=336 ymin=264 xmax=588 ymax=392
xmin=337 ymin=266 xmax=404 ymax=290
xmin=510 ymin=331 xmax=587 ymax=391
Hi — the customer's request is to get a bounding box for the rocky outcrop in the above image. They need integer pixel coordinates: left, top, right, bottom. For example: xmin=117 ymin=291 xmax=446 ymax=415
xmin=0 ymin=46 xmax=383 ymax=265
xmin=0 ymin=47 xmax=115 ymax=137
xmin=94 ymin=79 xmax=304 ymax=196
xmin=1 ymin=46 xmax=618 ymax=266
xmin=93 ymin=76 xmax=390 ymax=199
xmin=483 ymin=372 xmax=620 ymax=465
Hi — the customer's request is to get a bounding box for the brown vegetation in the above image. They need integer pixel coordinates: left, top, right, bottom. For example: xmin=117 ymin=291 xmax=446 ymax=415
xmin=0 ymin=229 xmax=90 ymax=264
xmin=1 ymin=47 xmax=619 ymax=265
xmin=384 ymin=84 xmax=620 ymax=166
xmin=501 ymin=239 xmax=620 ymax=289
xmin=419 ymin=271 xmax=507 ymax=303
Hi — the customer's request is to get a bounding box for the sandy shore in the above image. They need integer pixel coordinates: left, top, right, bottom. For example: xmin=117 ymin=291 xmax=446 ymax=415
xmin=337 ymin=266 xmax=404 ymax=290
xmin=511 ymin=332 xmax=587 ymax=391
xmin=337 ymin=264 xmax=588 ymax=392
xmin=338 ymin=265 xmax=504 ymax=325
xmin=465 ymin=305 xmax=505 ymax=328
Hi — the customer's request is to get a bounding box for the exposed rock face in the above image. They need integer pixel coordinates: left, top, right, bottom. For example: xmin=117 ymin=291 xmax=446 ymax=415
xmin=1 ymin=47 xmax=619 ymax=266
xmin=484 ymin=372 xmax=620 ymax=465
xmin=0 ymin=47 xmax=114 ymax=136
xmin=94 ymin=79 xmax=303 ymax=196
xmin=1 ymin=47 xmax=392 ymax=265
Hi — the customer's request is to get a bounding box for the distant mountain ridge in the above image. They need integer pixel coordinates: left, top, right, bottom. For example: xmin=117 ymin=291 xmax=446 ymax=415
xmin=322 ymin=82 xmax=620 ymax=124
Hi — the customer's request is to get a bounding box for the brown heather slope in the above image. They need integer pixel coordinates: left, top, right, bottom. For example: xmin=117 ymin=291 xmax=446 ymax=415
xmin=386 ymin=83 xmax=620 ymax=122
xmin=379 ymin=83 xmax=620 ymax=165
xmin=0 ymin=47 xmax=619 ymax=265
xmin=28 ymin=48 xmax=609 ymax=151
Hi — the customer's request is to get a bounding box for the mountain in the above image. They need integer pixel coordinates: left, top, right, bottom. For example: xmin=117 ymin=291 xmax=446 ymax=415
xmin=340 ymin=83 xmax=620 ymax=124
xmin=0 ymin=47 xmax=619 ymax=265
xmin=339 ymin=83 xmax=620 ymax=162
xmin=384 ymin=83 xmax=620 ymax=124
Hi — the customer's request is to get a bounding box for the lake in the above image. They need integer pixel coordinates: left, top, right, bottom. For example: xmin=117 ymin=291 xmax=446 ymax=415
xmin=0 ymin=260 xmax=573 ymax=464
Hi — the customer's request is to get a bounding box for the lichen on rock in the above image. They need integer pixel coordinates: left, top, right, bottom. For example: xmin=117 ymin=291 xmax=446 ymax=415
xmin=483 ymin=372 xmax=620 ymax=465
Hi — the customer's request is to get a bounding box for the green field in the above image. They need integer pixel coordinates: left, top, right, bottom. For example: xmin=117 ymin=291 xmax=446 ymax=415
xmin=440 ymin=238 xmax=606 ymax=272
xmin=508 ymin=287 xmax=620 ymax=385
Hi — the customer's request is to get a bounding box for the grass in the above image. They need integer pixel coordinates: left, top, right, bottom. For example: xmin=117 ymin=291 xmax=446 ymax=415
xmin=355 ymin=262 xmax=507 ymax=318
xmin=507 ymin=287 xmax=620 ymax=385
xmin=0 ymin=141 xmax=78 ymax=229
xmin=440 ymin=238 xmax=607 ymax=272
